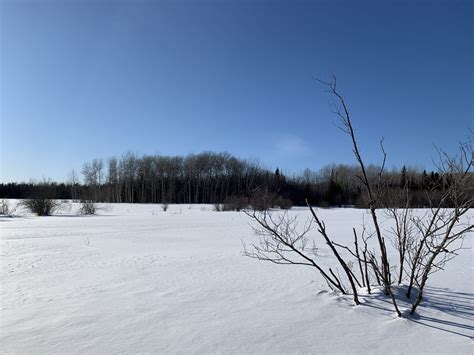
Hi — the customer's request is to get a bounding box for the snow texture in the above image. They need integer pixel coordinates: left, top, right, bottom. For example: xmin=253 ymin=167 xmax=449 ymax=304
xmin=1 ymin=202 xmax=473 ymax=353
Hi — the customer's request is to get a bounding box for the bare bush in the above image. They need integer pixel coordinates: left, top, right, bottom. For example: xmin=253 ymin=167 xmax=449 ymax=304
xmin=78 ymin=200 xmax=97 ymax=215
xmin=162 ymin=203 xmax=169 ymax=212
xmin=223 ymin=195 xmax=249 ymax=211
xmin=244 ymin=209 xmax=361 ymax=305
xmin=244 ymin=75 xmax=473 ymax=318
xmin=384 ymin=188 xmax=415 ymax=285
xmin=0 ymin=199 xmax=17 ymax=217
xmin=315 ymin=75 xmax=398 ymax=313
xmin=250 ymin=190 xmax=277 ymax=211
xmin=22 ymin=199 xmax=59 ymax=216
xmin=276 ymin=196 xmax=293 ymax=210
xmin=405 ymin=143 xmax=473 ymax=314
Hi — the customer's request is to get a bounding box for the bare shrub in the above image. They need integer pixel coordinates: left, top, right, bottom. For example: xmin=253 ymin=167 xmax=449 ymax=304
xmin=318 ymin=200 xmax=330 ymax=208
xmin=223 ymin=195 xmax=248 ymax=211
xmin=244 ymin=75 xmax=473 ymax=318
xmin=162 ymin=203 xmax=169 ymax=212
xmin=383 ymin=188 xmax=414 ymax=285
xmin=276 ymin=196 xmax=293 ymax=210
xmin=78 ymin=200 xmax=97 ymax=215
xmin=405 ymin=143 xmax=473 ymax=314
xmin=22 ymin=199 xmax=59 ymax=216
xmin=0 ymin=199 xmax=17 ymax=216
xmin=250 ymin=190 xmax=277 ymax=211
xmin=244 ymin=209 xmax=361 ymax=305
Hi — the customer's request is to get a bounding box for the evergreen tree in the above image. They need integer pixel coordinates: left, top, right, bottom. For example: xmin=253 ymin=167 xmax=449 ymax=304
xmin=274 ymin=168 xmax=282 ymax=192
xmin=400 ymin=165 xmax=407 ymax=188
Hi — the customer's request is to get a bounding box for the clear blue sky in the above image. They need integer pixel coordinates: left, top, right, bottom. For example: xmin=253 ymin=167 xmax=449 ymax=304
xmin=1 ymin=0 xmax=472 ymax=182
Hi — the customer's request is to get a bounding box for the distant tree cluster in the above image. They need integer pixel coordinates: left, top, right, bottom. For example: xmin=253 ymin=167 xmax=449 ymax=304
xmin=1 ymin=152 xmax=472 ymax=208
xmin=0 ymin=181 xmax=71 ymax=200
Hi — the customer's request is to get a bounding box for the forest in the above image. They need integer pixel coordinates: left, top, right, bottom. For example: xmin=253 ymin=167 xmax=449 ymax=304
xmin=1 ymin=151 xmax=471 ymax=208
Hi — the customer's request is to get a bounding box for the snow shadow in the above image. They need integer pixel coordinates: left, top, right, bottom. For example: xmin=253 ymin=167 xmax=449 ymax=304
xmin=409 ymin=286 xmax=474 ymax=340
xmin=356 ymin=285 xmax=473 ymax=339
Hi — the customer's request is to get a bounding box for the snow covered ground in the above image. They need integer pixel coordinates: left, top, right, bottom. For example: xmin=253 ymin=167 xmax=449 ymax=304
xmin=1 ymin=202 xmax=472 ymax=353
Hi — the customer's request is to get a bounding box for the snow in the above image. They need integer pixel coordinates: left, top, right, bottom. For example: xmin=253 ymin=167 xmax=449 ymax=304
xmin=1 ymin=203 xmax=473 ymax=353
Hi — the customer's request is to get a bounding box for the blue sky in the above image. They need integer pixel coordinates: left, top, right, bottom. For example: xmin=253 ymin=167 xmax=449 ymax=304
xmin=1 ymin=0 xmax=472 ymax=182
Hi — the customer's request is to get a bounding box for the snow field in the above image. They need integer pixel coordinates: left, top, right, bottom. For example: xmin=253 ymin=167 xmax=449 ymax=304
xmin=1 ymin=203 xmax=472 ymax=353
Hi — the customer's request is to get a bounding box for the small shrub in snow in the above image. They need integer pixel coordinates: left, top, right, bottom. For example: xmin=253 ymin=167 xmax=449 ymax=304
xmin=22 ymin=199 xmax=59 ymax=216
xmin=250 ymin=190 xmax=276 ymax=211
xmin=223 ymin=196 xmax=248 ymax=211
xmin=162 ymin=203 xmax=169 ymax=212
xmin=0 ymin=199 xmax=17 ymax=216
xmin=79 ymin=200 xmax=97 ymax=215
xmin=276 ymin=196 xmax=293 ymax=210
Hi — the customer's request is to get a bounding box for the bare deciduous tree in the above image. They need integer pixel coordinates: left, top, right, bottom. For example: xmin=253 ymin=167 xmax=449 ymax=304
xmin=67 ymin=169 xmax=79 ymax=201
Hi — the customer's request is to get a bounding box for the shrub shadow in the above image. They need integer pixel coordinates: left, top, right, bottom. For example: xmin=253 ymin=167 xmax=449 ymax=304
xmin=358 ymin=285 xmax=473 ymax=339
xmin=408 ymin=286 xmax=474 ymax=339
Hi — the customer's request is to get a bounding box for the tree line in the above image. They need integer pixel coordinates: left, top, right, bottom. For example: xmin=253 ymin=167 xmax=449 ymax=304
xmin=1 ymin=151 xmax=472 ymax=208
